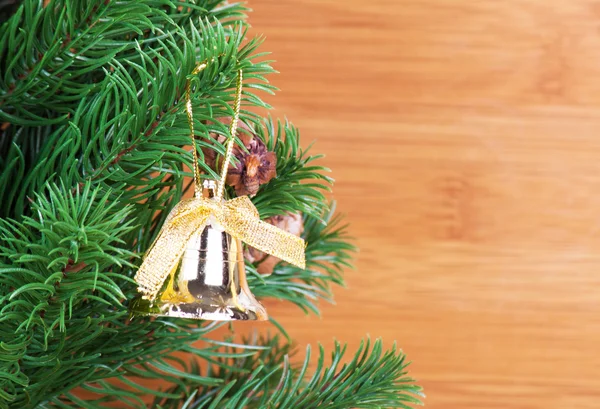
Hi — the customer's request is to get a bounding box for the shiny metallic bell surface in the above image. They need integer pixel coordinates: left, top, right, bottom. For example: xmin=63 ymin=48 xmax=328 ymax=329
xmin=129 ymin=180 xmax=268 ymax=321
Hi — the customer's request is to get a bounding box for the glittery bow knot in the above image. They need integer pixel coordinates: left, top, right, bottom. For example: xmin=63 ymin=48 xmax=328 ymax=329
xmin=134 ymin=196 xmax=306 ymax=299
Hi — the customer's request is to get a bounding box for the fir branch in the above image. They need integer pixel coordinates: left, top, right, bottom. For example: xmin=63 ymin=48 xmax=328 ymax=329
xmin=0 ymin=0 xmax=250 ymax=125
xmin=151 ymin=334 xmax=292 ymax=409
xmin=251 ymin=118 xmax=333 ymax=221
xmin=261 ymin=338 xmax=424 ymax=409
xmin=0 ymin=2 xmax=421 ymax=408
xmin=156 ymin=337 xmax=423 ymax=409
xmin=0 ymin=19 xmax=274 ymax=226
xmin=0 ymin=181 xmax=136 ymax=408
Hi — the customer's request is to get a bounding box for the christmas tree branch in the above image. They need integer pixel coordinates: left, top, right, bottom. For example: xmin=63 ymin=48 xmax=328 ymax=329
xmin=252 ymin=118 xmax=333 ymax=221
xmin=0 ymin=182 xmax=136 ymax=408
xmin=0 ymin=1 xmax=421 ymax=407
xmin=152 ymin=337 xmax=423 ymax=409
xmin=0 ymin=19 xmax=274 ymax=224
xmin=0 ymin=0 xmax=249 ymax=125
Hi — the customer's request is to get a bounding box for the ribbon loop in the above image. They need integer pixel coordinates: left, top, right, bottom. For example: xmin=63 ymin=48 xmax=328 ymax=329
xmin=134 ymin=196 xmax=305 ymax=300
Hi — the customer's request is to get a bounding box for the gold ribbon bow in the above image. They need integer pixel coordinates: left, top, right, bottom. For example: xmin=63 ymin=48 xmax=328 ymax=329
xmin=134 ymin=195 xmax=306 ymax=299
xmin=134 ymin=62 xmax=306 ymax=300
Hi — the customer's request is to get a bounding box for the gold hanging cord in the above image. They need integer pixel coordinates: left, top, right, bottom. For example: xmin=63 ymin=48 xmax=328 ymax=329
xmin=185 ymin=61 xmax=243 ymax=198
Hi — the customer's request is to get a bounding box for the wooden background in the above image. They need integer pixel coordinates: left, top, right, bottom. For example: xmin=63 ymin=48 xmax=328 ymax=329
xmin=245 ymin=0 xmax=600 ymax=408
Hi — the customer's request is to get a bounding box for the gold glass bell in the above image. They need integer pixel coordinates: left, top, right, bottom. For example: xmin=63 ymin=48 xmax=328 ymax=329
xmin=129 ymin=180 xmax=268 ymax=321
xmin=131 ymin=66 xmax=303 ymax=320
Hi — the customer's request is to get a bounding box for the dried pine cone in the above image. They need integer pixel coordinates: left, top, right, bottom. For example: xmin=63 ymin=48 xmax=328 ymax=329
xmin=245 ymin=212 xmax=304 ymax=275
xmin=203 ymin=117 xmax=276 ymax=197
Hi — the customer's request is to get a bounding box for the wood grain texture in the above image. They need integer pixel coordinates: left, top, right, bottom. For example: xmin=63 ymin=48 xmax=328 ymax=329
xmin=246 ymin=0 xmax=600 ymax=407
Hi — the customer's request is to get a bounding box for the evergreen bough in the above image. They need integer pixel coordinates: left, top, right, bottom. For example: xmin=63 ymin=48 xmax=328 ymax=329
xmin=0 ymin=1 xmax=423 ymax=407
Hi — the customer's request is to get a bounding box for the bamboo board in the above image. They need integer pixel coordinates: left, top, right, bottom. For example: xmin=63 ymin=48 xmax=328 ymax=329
xmin=248 ymin=1 xmax=600 ymax=407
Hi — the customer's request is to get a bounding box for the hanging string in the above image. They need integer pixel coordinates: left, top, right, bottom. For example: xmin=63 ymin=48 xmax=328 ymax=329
xmin=185 ymin=61 xmax=243 ymax=199
xmin=185 ymin=62 xmax=207 ymax=197
xmin=217 ymin=69 xmax=243 ymax=199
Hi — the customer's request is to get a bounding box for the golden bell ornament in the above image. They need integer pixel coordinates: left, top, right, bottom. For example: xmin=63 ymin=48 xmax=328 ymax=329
xmin=130 ymin=65 xmax=305 ymax=321
xmin=130 ymin=181 xmax=268 ymax=321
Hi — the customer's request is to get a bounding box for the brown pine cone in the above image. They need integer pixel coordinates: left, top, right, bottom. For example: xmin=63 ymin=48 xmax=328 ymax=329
xmin=245 ymin=212 xmax=305 ymax=275
xmin=203 ymin=117 xmax=276 ymax=197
